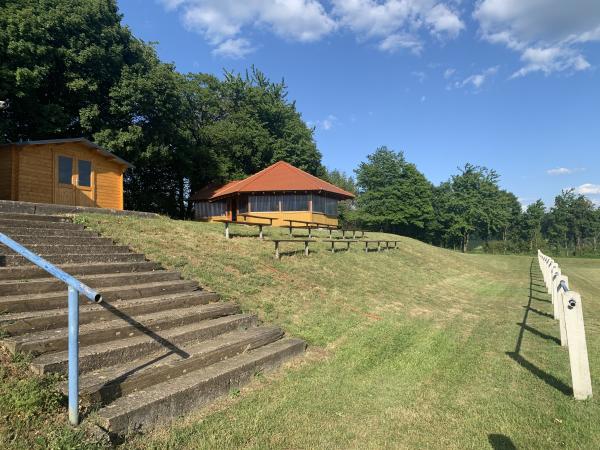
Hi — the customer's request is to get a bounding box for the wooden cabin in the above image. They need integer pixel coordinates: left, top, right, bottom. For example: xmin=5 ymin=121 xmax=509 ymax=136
xmin=0 ymin=138 xmax=132 ymax=210
xmin=191 ymin=161 xmax=355 ymax=227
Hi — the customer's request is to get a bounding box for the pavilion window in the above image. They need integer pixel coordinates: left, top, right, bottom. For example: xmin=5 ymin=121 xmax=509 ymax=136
xmin=324 ymin=197 xmax=338 ymax=216
xmin=312 ymin=194 xmax=326 ymax=213
xmin=282 ymin=194 xmax=309 ymax=211
xmin=194 ymin=200 xmax=227 ymax=218
xmin=238 ymin=195 xmax=249 ymax=213
xmin=250 ymin=194 xmax=280 ymax=212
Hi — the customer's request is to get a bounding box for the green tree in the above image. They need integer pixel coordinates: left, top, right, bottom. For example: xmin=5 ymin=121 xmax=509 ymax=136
xmin=0 ymin=0 xmax=145 ymax=141
xmin=354 ymin=147 xmax=434 ymax=238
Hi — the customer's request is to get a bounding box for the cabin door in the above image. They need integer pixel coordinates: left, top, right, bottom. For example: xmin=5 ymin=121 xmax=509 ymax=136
xmin=54 ymin=153 xmax=95 ymax=207
xmin=55 ymin=154 xmax=76 ymax=206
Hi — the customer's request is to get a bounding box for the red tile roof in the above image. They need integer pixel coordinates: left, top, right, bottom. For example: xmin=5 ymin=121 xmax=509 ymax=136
xmin=191 ymin=161 xmax=355 ymax=201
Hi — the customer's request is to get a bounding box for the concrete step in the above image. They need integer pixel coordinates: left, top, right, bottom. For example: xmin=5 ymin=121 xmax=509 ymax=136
xmin=0 ymin=227 xmax=98 ymax=238
xmin=95 ymin=338 xmax=306 ymax=435
xmin=78 ymin=326 xmax=284 ymax=406
xmin=0 ymin=261 xmax=160 ymax=281
xmin=0 ymin=291 xmax=220 ymax=336
xmin=3 ymin=302 xmax=241 ymax=354
xmin=30 ymin=313 xmax=258 ymax=375
xmin=0 ymin=213 xmax=70 ymax=223
xmin=0 ymin=252 xmax=146 ymax=267
xmin=0 ymin=218 xmax=84 ymax=230
xmin=0 ymin=244 xmax=131 ymax=256
xmin=0 ymin=270 xmax=182 ymax=296
xmin=1 ymin=235 xmax=114 ymax=246
xmin=0 ymin=279 xmax=198 ymax=313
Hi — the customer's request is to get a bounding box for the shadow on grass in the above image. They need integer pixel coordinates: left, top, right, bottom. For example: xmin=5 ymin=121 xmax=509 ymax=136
xmin=488 ymin=433 xmax=517 ymax=450
xmin=523 ymin=305 xmax=554 ymax=319
xmin=506 ymin=259 xmax=572 ymax=397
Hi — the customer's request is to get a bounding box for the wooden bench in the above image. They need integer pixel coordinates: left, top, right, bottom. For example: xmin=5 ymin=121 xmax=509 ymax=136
xmin=238 ymin=214 xmax=274 ymax=239
xmin=321 ymin=239 xmax=358 ymax=253
xmin=282 ymin=219 xmax=320 ymax=238
xmin=340 ymin=229 xmax=365 ymax=239
xmin=213 ymin=219 xmax=271 ymax=239
xmin=271 ymin=239 xmax=316 ymax=259
xmin=363 ymin=240 xmax=400 ymax=252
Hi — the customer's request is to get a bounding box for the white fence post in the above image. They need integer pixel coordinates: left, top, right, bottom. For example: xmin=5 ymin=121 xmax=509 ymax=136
xmin=562 ymin=291 xmax=593 ymax=400
xmin=536 ymin=250 xmax=592 ymax=400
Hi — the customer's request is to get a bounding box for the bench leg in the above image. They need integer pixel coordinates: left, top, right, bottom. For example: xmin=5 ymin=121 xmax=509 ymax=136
xmin=342 ymin=230 xmax=346 ymax=238
xmin=353 ymin=230 xmax=356 ymax=239
xmin=308 ymin=227 xmax=312 ymax=238
xmin=259 ymin=225 xmax=263 ymax=240
xmin=289 ymin=226 xmax=292 ymax=236
xmin=329 ymin=228 xmax=332 ymax=238
xmin=331 ymin=241 xmax=335 ymax=253
xmin=365 ymin=243 xmax=368 ymax=253
xmin=275 ymin=242 xmax=280 ymax=259
xmin=377 ymin=241 xmax=381 ymax=252
xmin=347 ymin=242 xmax=350 ymax=251
xmin=305 ymin=241 xmax=309 ymax=256
xmin=386 ymin=242 xmax=389 ymax=250
xmin=225 ymin=222 xmax=230 ymax=239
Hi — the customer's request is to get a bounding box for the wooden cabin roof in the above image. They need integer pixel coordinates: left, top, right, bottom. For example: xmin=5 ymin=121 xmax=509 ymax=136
xmin=0 ymin=138 xmax=133 ymax=168
xmin=191 ymin=161 xmax=355 ymax=201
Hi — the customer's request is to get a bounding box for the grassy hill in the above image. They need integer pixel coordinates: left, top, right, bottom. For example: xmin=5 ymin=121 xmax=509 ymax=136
xmin=3 ymin=214 xmax=600 ymax=449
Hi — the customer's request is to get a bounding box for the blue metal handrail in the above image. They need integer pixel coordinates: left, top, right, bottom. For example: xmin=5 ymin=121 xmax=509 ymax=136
xmin=0 ymin=232 xmax=102 ymax=426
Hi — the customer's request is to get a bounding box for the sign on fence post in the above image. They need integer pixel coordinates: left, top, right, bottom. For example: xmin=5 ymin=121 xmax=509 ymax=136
xmin=562 ymin=291 xmax=593 ymax=400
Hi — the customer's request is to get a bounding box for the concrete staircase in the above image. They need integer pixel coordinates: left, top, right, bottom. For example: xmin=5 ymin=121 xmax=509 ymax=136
xmin=0 ymin=212 xmax=305 ymax=436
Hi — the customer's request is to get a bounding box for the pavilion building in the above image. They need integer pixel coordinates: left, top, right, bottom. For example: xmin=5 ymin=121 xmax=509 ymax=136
xmin=191 ymin=161 xmax=355 ymax=227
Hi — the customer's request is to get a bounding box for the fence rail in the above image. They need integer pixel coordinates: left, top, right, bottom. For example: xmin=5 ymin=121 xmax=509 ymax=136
xmin=0 ymin=232 xmax=102 ymax=425
xmin=538 ymin=250 xmax=592 ymax=400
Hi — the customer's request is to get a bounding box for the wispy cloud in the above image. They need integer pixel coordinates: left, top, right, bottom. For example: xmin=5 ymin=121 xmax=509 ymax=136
xmin=452 ymin=66 xmax=499 ymax=90
xmin=546 ymin=167 xmax=586 ymax=176
xmin=309 ymin=114 xmax=339 ymax=131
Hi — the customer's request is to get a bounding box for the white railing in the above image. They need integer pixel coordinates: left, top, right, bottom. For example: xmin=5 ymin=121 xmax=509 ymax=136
xmin=538 ymin=250 xmax=593 ymax=400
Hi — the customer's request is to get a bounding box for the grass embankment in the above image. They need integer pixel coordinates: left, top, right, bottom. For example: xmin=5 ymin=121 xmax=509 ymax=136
xmin=2 ymin=214 xmax=600 ymax=449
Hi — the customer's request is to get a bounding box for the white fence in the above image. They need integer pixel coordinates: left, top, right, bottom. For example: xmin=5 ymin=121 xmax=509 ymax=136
xmin=538 ymin=250 xmax=593 ymax=400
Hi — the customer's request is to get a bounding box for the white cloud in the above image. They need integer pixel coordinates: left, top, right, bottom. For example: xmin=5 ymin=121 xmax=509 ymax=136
xmin=331 ymin=0 xmax=464 ymax=53
xmin=211 ymin=38 xmax=255 ymax=59
xmin=161 ymin=0 xmax=335 ymax=57
xmin=576 ymin=183 xmax=600 ymax=195
xmin=454 ymin=66 xmax=499 ymax=90
xmin=411 ymin=71 xmax=427 ymax=82
xmin=546 ymin=167 xmax=586 ymax=176
xmin=443 ymin=68 xmax=456 ymax=79
xmin=420 ymin=95 xmax=426 ymax=102
xmin=474 ymin=0 xmax=600 ymax=77
xmin=425 ymin=3 xmax=464 ymax=38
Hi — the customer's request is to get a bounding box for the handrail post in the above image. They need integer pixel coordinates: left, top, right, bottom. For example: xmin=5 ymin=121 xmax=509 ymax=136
xmin=68 ymin=286 xmax=80 ymax=426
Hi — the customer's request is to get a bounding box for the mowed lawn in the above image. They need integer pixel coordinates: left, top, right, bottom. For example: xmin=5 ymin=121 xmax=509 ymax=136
xmin=73 ymin=215 xmax=600 ymax=449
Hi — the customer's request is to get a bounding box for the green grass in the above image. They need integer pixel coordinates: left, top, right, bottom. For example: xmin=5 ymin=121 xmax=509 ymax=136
xmin=4 ymin=214 xmax=600 ymax=449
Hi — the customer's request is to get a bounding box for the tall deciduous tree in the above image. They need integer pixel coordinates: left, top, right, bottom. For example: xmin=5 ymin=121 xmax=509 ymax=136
xmin=354 ymin=147 xmax=434 ymax=238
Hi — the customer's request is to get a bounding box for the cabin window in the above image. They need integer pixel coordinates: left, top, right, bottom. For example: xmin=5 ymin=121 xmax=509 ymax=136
xmin=78 ymin=160 xmax=92 ymax=187
xmin=194 ymin=200 xmax=227 ymax=217
xmin=58 ymin=156 xmax=73 ymax=185
xmin=312 ymin=194 xmax=326 ymax=213
xmin=282 ymin=194 xmax=309 ymax=211
xmin=250 ymin=195 xmax=280 ymax=212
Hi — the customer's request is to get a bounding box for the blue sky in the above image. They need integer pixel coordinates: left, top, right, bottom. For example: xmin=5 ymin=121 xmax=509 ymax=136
xmin=117 ymin=0 xmax=600 ymax=207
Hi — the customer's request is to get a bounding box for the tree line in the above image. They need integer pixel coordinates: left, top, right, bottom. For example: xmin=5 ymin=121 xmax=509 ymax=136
xmin=2 ymin=0 xmax=598 ymax=257
xmin=339 ymin=147 xmax=600 ymax=256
